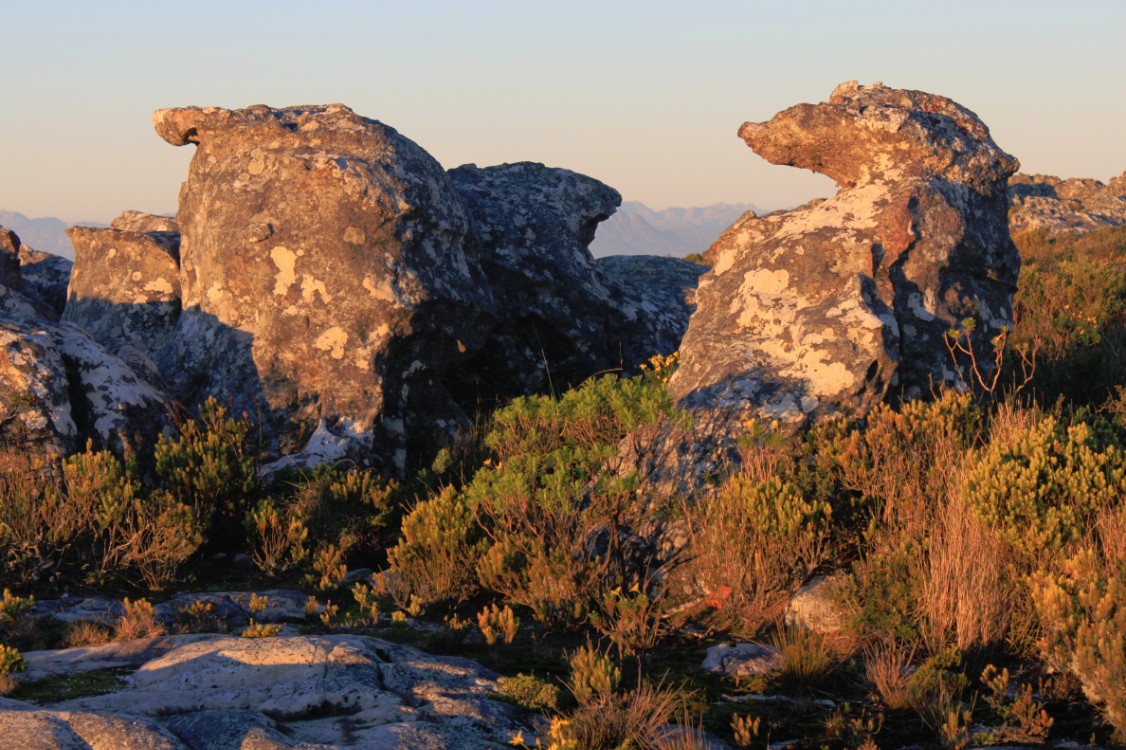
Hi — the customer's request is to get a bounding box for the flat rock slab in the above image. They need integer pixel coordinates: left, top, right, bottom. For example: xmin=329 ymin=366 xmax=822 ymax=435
xmin=2 ymin=634 xmax=527 ymax=749
xmin=701 ymin=641 xmax=782 ymax=678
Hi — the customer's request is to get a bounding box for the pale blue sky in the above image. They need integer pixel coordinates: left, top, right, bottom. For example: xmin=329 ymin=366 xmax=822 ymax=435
xmin=2 ymin=0 xmax=1123 ymax=222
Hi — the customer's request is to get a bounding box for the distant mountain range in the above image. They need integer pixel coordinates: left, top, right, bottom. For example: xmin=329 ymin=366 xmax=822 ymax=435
xmin=3 ymin=200 xmax=756 ymax=262
xmin=0 ymin=210 xmax=110 ymax=260
xmin=589 ymin=201 xmax=758 ymax=259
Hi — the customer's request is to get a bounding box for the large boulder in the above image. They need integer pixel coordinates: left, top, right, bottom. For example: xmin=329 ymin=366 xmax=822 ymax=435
xmin=154 ymin=104 xmax=493 ymax=470
xmin=63 ymin=226 xmax=181 ymax=382
xmin=1008 ymin=170 xmax=1126 ymax=236
xmin=669 ymin=81 xmax=1020 ymax=427
xmin=447 ymin=162 xmax=620 ymax=397
xmin=446 ymin=162 xmax=702 ymax=402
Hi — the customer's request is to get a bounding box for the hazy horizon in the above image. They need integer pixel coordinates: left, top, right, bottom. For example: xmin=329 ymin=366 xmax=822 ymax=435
xmin=3 ymin=0 xmax=1124 ymax=223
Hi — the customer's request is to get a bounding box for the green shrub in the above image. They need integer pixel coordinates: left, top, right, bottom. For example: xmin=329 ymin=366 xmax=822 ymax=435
xmin=966 ymin=415 xmax=1125 ymax=564
xmin=155 ymin=397 xmax=256 ymax=546
xmin=567 ymin=643 xmax=621 ymax=707
xmin=678 ymin=474 xmax=830 ymax=636
xmin=495 ymin=672 xmax=560 ymax=713
xmin=380 ymin=485 xmax=485 ymax=610
xmin=244 ymin=496 xmax=308 ymax=575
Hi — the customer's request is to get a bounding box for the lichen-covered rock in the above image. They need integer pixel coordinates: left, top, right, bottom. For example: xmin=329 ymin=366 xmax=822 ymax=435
xmin=154 ymin=104 xmax=492 ymax=471
xmin=0 ymin=228 xmax=170 ymax=463
xmin=595 ymin=254 xmax=705 ymax=366
xmin=446 ymin=162 xmax=621 ymax=396
xmin=18 ymin=246 xmax=73 ymax=317
xmin=63 ymin=226 xmax=181 ymax=382
xmin=670 ymin=81 xmax=1020 ymax=428
xmin=2 ymin=633 xmax=530 ymax=750
xmin=1008 ymin=170 xmax=1126 ymax=235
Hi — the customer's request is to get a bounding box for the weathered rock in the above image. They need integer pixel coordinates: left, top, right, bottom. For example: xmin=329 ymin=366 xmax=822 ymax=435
xmin=0 ymin=228 xmax=171 ymax=462
xmin=0 ymin=707 xmax=185 ymax=749
xmin=154 ymin=104 xmax=492 ymax=471
xmin=3 ymin=633 xmax=530 ymax=749
xmin=670 ymin=82 xmax=1020 ymax=429
xmin=701 ymin=641 xmax=782 ymax=678
xmin=1008 ymin=170 xmax=1126 ymax=235
xmin=595 ymin=254 xmax=705 ymax=366
xmin=18 ymin=246 xmax=73 ymax=317
xmin=110 ymin=211 xmax=179 ymax=234
xmin=1 ymin=226 xmax=23 ymax=288
xmin=446 ymin=161 xmax=621 ymax=396
xmin=783 ymin=573 xmax=848 ymax=635
xmin=63 ymin=226 xmax=181 ymax=382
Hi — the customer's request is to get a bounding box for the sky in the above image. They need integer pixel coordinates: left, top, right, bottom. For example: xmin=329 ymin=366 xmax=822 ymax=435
xmin=2 ymin=0 xmax=1124 ymax=223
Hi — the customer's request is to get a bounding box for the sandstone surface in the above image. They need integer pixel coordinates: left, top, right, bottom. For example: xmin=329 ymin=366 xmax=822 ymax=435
xmin=109 ymin=211 xmax=179 ymax=234
xmin=1008 ymin=170 xmax=1126 ymax=235
xmin=670 ymin=82 xmax=1020 ymax=427
xmin=0 ymin=227 xmax=171 ymax=462
xmin=1 ymin=633 xmax=529 ymax=749
xmin=154 ymin=104 xmax=493 ymax=471
xmin=63 ymin=226 xmax=181 ymax=383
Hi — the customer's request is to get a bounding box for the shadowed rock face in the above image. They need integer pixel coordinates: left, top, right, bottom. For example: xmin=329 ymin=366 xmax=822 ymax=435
xmin=670 ymin=81 xmax=1020 ymax=426
xmin=154 ymin=104 xmax=493 ymax=469
xmin=0 ymin=226 xmax=171 ymax=463
xmin=63 ymin=226 xmax=181 ymax=383
xmin=447 ymin=162 xmax=621 ymax=396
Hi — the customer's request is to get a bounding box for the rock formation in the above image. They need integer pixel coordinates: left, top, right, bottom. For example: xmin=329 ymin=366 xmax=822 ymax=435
xmin=1009 ymin=170 xmax=1126 ymax=235
xmin=0 ymin=633 xmax=530 ymax=749
xmin=153 ymin=104 xmax=494 ymax=470
xmin=17 ymin=246 xmax=72 ymax=317
xmin=670 ymin=81 xmax=1021 ymax=427
xmin=0 ymin=227 xmax=170 ymax=464
xmin=63 ymin=225 xmax=181 ymax=382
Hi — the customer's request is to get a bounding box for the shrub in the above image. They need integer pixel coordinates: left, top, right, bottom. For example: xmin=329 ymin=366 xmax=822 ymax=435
xmin=477 ymin=603 xmax=519 ymax=646
xmin=114 ymin=597 xmax=164 ymax=641
xmin=567 ymin=643 xmax=621 ymax=707
xmin=864 ymin=639 xmax=916 ymax=710
xmin=495 ymin=673 xmax=560 ymax=712
xmin=1032 ymin=546 xmax=1126 ymax=741
xmin=966 ymin=414 xmax=1125 ymax=566
xmin=244 ymin=497 xmax=308 ymax=575
xmin=154 ymin=397 xmax=256 ymax=547
xmin=379 ymin=485 xmax=485 ymax=610
xmin=770 ymin=625 xmax=837 ymax=691
xmin=0 ymin=643 xmax=26 ymax=695
xmin=470 ymin=374 xmax=682 ymax=628
xmin=678 ymin=475 xmax=830 ymax=635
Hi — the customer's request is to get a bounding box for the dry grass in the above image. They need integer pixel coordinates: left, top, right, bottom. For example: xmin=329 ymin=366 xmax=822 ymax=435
xmin=864 ymin=639 xmax=916 ymax=710
xmin=771 ymin=625 xmax=838 ymax=690
xmin=922 ymin=490 xmax=1012 ymax=652
xmin=550 ymin=678 xmax=692 ymax=749
xmin=63 ymin=620 xmax=114 ymax=648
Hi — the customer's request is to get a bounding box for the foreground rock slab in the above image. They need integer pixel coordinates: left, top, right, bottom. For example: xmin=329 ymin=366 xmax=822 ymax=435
xmin=3 ymin=633 xmax=528 ymax=749
xmin=671 ymin=81 xmax=1020 ymax=428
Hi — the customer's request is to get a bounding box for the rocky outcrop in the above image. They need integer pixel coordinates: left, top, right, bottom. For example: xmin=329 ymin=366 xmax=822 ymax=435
xmin=110 ymin=210 xmax=179 ymax=233
xmin=1 ymin=633 xmax=530 ymax=749
xmin=669 ymin=82 xmax=1020 ymax=428
xmin=18 ymin=246 xmax=72 ymax=317
xmin=63 ymin=226 xmax=181 ymax=382
xmin=1008 ymin=170 xmax=1126 ymax=235
xmin=447 ymin=161 xmax=620 ymax=396
xmin=154 ymin=104 xmax=493 ymax=470
xmin=0 ymin=227 xmax=170 ymax=463
xmin=595 ymin=254 xmax=705 ymax=367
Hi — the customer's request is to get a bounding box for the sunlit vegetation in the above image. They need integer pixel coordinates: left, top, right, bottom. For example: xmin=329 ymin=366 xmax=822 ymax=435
xmin=2 ymin=226 xmax=1125 ymax=745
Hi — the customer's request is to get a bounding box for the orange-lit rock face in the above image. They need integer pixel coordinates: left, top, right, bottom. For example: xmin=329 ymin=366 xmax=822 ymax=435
xmin=671 ymin=82 xmax=1021 ymax=428
xmin=155 ymin=104 xmax=492 ymax=467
